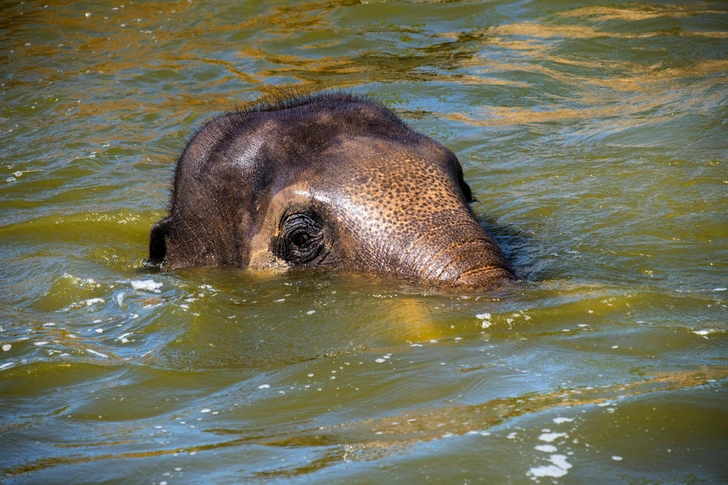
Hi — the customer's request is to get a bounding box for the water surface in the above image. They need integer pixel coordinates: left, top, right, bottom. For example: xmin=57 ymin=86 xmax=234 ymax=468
xmin=1 ymin=0 xmax=727 ymax=483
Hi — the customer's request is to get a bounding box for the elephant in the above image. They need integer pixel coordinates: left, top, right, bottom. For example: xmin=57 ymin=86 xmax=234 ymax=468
xmin=148 ymin=92 xmax=514 ymax=288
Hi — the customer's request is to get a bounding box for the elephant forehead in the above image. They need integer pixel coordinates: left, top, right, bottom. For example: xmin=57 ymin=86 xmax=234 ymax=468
xmin=338 ymin=156 xmax=465 ymax=214
xmin=304 ymin=158 xmax=469 ymax=246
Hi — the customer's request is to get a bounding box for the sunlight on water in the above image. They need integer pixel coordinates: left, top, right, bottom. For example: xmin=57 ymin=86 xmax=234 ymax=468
xmin=1 ymin=0 xmax=726 ymax=483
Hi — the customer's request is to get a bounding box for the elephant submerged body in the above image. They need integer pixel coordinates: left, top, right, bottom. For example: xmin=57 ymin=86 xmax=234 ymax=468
xmin=149 ymin=92 xmax=514 ymax=288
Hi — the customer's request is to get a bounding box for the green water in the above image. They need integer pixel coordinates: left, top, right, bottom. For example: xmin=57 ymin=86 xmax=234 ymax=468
xmin=1 ymin=0 xmax=727 ymax=483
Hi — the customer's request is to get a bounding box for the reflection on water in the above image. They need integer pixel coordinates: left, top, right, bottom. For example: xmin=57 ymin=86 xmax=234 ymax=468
xmin=1 ymin=0 xmax=727 ymax=483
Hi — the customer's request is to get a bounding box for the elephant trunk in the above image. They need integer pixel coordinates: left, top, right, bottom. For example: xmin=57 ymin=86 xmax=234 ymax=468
xmin=366 ymin=211 xmax=514 ymax=288
xmin=416 ymin=223 xmax=514 ymax=288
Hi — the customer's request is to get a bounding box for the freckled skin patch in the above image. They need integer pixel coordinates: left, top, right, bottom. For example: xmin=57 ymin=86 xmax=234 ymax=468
xmin=148 ymin=92 xmax=514 ymax=288
xmin=318 ymin=139 xmax=511 ymax=285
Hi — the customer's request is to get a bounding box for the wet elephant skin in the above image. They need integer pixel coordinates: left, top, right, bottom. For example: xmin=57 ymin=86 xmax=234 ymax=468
xmin=149 ymin=92 xmax=514 ymax=288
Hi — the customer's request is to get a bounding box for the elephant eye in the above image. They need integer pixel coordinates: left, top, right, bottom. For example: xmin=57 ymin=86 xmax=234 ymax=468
xmin=277 ymin=213 xmax=324 ymax=265
xmin=290 ymin=229 xmax=312 ymax=248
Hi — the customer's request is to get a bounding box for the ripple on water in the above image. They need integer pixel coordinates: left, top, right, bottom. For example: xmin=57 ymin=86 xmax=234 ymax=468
xmin=0 ymin=0 xmax=726 ymax=482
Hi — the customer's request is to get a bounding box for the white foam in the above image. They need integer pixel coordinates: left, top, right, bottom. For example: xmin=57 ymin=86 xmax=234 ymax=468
xmin=130 ymin=280 xmax=162 ymax=292
xmin=527 ymin=464 xmax=567 ymax=479
xmin=527 ymin=454 xmax=572 ymax=479
xmin=538 ymin=432 xmax=567 ymax=442
xmin=535 ymin=445 xmax=557 ymax=452
xmin=553 ymin=417 xmax=573 ymax=424
xmin=550 ymin=455 xmax=572 ymax=470
xmin=86 ymin=348 xmax=108 ymax=358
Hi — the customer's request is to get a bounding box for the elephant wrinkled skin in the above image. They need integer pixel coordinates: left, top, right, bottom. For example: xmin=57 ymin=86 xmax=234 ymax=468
xmin=148 ymin=92 xmax=514 ymax=288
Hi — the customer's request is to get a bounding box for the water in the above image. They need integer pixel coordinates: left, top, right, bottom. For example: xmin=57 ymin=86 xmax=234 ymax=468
xmin=1 ymin=0 xmax=727 ymax=483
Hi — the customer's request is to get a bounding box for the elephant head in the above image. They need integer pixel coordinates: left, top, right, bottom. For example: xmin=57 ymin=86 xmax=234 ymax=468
xmin=148 ymin=92 xmax=514 ymax=288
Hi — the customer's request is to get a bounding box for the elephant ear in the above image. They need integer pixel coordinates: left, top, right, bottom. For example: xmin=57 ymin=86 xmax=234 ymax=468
xmin=454 ymin=162 xmax=477 ymax=203
xmin=146 ymin=217 xmax=172 ymax=267
xmin=460 ymin=178 xmax=476 ymax=203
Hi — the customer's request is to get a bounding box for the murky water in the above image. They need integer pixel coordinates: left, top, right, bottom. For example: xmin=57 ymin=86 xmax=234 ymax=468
xmin=1 ymin=0 xmax=727 ymax=483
